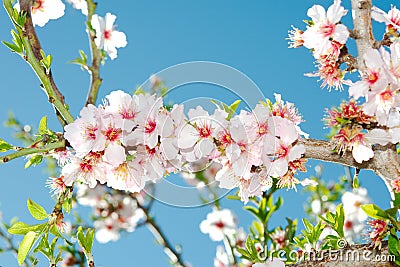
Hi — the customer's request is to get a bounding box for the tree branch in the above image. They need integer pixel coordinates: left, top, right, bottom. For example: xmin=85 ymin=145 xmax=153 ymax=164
xmin=350 ymin=0 xmax=375 ymax=71
xmin=3 ymin=0 xmax=75 ymax=125
xmin=0 ymin=140 xmax=65 ymax=164
xmin=300 ymin=138 xmax=400 ymax=194
xmin=133 ymin=197 xmax=188 ymax=267
xmin=84 ymin=0 xmax=103 ymax=106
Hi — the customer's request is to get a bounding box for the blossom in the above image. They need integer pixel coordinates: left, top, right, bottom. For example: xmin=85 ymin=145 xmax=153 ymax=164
xmin=372 ymin=5 xmax=400 ymax=31
xmin=67 ymin=0 xmax=88 ymax=15
xmin=349 ymin=48 xmax=388 ymax=100
xmin=368 ymin=219 xmax=389 ymax=249
xmin=15 ymin=0 xmax=65 ymax=27
xmin=91 ymin=13 xmax=127 ymax=60
xmin=391 ymin=177 xmax=400 ymax=193
xmin=200 ymin=209 xmax=237 ymax=241
xmin=61 ymin=152 xmax=108 ymax=188
xmin=64 ymin=104 xmax=106 ymax=157
xmin=214 ymin=246 xmax=230 ymax=267
xmin=302 ymin=0 xmax=349 ymax=58
xmin=287 ymin=26 xmax=304 ymax=48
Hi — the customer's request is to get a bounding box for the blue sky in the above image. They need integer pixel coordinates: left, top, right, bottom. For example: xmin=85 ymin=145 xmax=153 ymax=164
xmin=0 ymin=0 xmax=393 ymax=266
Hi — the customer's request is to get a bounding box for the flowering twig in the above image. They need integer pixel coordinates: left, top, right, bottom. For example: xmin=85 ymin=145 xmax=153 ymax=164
xmin=133 ymin=196 xmax=188 ymax=267
xmin=84 ymin=0 xmax=103 ymax=106
xmin=3 ymin=0 xmax=74 ymax=126
xmin=0 ymin=139 xmax=65 ymax=164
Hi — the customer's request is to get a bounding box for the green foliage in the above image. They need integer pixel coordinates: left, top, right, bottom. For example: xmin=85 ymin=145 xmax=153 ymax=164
xmin=2 ymin=29 xmax=24 ymax=55
xmin=320 ymin=203 xmax=345 ymax=238
xmin=24 ymin=154 xmax=43 ymax=169
xmin=77 ymin=226 xmax=95 ymax=260
xmin=211 ymin=100 xmax=242 ymax=121
xmin=70 ymin=50 xmax=88 ymax=70
xmin=0 ymin=138 xmax=14 ymax=152
xmin=27 ymin=199 xmax=48 ymax=221
xmin=361 ymin=204 xmax=389 ymax=221
xmin=40 ymin=50 xmax=52 ymax=75
xmin=18 ymin=231 xmax=36 ymax=266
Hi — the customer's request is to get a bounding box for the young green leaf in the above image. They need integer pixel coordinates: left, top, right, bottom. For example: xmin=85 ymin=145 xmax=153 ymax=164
xmin=25 ymin=154 xmax=43 ymax=169
xmin=8 ymin=222 xmax=46 ymax=235
xmin=0 ymin=138 xmax=14 ymax=152
xmin=27 ymin=199 xmax=48 ymax=221
xmin=18 ymin=231 xmax=36 ymax=266
xmin=38 ymin=116 xmax=47 ymax=134
xmin=361 ymin=204 xmax=389 ymax=220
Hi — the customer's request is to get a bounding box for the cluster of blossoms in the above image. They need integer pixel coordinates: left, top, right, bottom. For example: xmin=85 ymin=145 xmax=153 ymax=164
xmin=15 ymin=0 xmax=127 ymax=60
xmin=289 ymin=0 xmax=350 ymax=90
xmin=60 ymin=90 xmax=311 ymax=203
xmin=372 ymin=5 xmax=400 ymax=39
xmin=75 ymin=184 xmax=145 ymax=243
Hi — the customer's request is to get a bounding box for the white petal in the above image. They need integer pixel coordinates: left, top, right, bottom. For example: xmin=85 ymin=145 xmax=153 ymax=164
xmin=352 ymin=143 xmax=374 ymax=163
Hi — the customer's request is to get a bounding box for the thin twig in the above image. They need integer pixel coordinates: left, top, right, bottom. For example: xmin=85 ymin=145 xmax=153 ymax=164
xmin=84 ymin=0 xmax=103 ymax=106
xmin=0 ymin=140 xmax=65 ymax=164
xmin=133 ymin=196 xmax=188 ymax=267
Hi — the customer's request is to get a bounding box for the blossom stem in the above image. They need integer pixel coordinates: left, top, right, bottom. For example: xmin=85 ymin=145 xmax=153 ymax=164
xmin=84 ymin=0 xmax=103 ymax=106
xmin=133 ymin=197 xmax=188 ymax=267
xmin=3 ymin=0 xmax=75 ymax=125
xmin=0 ymin=140 xmax=65 ymax=164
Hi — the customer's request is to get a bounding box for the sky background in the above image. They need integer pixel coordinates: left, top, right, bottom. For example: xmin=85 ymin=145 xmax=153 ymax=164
xmin=0 ymin=0 xmax=394 ymax=266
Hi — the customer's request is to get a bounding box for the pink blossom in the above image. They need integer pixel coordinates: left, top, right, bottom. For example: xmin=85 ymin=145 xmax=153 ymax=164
xmin=91 ymin=13 xmax=127 ymax=60
xmin=302 ymin=0 xmax=349 ymax=58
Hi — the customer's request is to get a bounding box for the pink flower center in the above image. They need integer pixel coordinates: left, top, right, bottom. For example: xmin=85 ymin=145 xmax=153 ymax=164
xmin=104 ymin=30 xmax=112 ymax=40
xmin=121 ymin=108 xmax=136 ymax=119
xmin=319 ymin=23 xmax=335 ymax=37
xmin=276 ymin=145 xmax=289 ymax=159
xmin=219 ymin=131 xmax=232 ymax=146
xmin=32 ymin=0 xmax=44 ymax=13
xmin=380 ymin=90 xmax=393 ymax=101
xmin=344 ymin=220 xmax=353 ymax=229
xmin=257 ymin=123 xmax=268 ymax=136
xmin=105 ymin=127 xmax=121 ymax=142
xmin=215 ymin=221 xmax=225 ymax=229
xmin=367 ymin=71 xmax=379 ymax=85
xmin=85 ymin=126 xmax=98 ymax=140
xmin=198 ymin=124 xmax=212 ymax=138
xmin=145 ymin=120 xmax=157 ymax=134
xmin=80 ymin=162 xmax=93 ymax=173
xmin=146 ymin=146 xmax=156 ymax=156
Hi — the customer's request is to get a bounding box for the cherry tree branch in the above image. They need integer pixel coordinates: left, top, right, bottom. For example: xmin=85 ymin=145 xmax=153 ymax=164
xmin=300 ymin=138 xmax=400 ymax=193
xmin=350 ymin=0 xmax=375 ymax=71
xmin=84 ymin=0 xmax=103 ymax=106
xmin=0 ymin=140 xmax=65 ymax=164
xmin=133 ymin=197 xmax=188 ymax=267
xmin=3 ymin=0 xmax=74 ymax=126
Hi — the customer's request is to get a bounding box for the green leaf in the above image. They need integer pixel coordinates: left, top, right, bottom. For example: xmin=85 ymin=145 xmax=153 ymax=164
xmin=0 ymin=138 xmax=14 ymax=152
xmin=388 ymin=235 xmax=400 ymax=256
xmin=18 ymin=231 xmax=36 ymax=266
xmin=2 ymin=40 xmax=22 ymax=53
xmin=85 ymin=229 xmax=95 ymax=254
xmin=361 ymin=204 xmax=389 ymax=220
xmin=8 ymin=222 xmax=46 ymax=235
xmin=334 ymin=204 xmax=345 ymax=238
xmin=38 ymin=116 xmax=47 ymax=134
xmin=25 ymin=154 xmax=43 ymax=169
xmin=27 ymin=199 xmax=48 ymax=221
